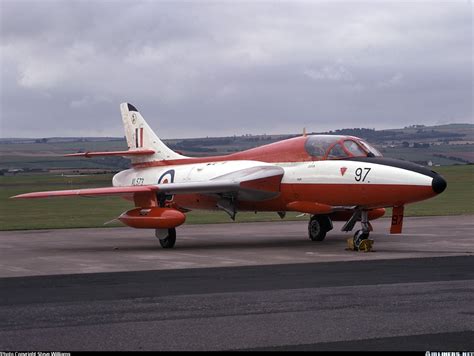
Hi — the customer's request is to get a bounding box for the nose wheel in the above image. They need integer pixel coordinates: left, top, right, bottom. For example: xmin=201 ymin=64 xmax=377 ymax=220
xmin=344 ymin=210 xmax=374 ymax=252
xmin=352 ymin=229 xmax=372 ymax=251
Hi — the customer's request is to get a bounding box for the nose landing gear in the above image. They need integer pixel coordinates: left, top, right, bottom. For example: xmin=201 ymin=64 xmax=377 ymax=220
xmin=350 ymin=229 xmax=373 ymax=252
xmin=342 ymin=210 xmax=374 ymax=252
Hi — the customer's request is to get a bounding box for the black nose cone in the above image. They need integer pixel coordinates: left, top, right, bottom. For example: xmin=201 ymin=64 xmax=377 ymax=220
xmin=432 ymin=174 xmax=447 ymax=194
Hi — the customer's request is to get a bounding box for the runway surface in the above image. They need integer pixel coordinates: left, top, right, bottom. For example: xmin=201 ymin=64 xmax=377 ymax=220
xmin=0 ymin=215 xmax=473 ymax=277
xmin=0 ymin=216 xmax=473 ymax=350
xmin=0 ymin=257 xmax=473 ymax=351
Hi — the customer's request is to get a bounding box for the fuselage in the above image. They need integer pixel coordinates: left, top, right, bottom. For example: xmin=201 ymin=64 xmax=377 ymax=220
xmin=113 ymin=134 xmax=446 ymax=214
xmin=12 ymin=103 xmax=448 ymax=248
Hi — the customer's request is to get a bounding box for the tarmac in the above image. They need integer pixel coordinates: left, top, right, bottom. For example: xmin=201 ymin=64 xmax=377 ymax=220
xmin=0 ymin=215 xmax=473 ymax=277
xmin=0 ymin=215 xmax=473 ymax=350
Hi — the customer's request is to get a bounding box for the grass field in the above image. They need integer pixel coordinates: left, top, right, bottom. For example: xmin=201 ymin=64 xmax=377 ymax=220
xmin=2 ymin=124 xmax=474 ymax=171
xmin=0 ymin=165 xmax=472 ymax=230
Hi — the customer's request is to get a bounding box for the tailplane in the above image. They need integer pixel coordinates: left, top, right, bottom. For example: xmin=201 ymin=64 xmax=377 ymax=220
xmin=120 ymin=103 xmax=186 ymax=162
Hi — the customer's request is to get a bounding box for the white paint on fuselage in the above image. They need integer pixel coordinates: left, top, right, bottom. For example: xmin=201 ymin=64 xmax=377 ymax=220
xmin=281 ymin=160 xmax=432 ymax=186
xmin=113 ymin=159 xmax=432 ymax=189
xmin=113 ymin=160 xmax=275 ymax=187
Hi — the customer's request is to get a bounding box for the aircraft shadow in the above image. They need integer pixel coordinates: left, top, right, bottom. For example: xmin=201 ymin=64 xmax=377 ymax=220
xmin=42 ymin=237 xmax=345 ymax=253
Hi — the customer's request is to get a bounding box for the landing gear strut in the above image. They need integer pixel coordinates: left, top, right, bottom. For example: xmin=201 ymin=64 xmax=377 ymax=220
xmin=343 ymin=210 xmax=374 ymax=252
xmin=154 ymin=193 xmax=178 ymax=249
xmin=353 ymin=210 xmax=371 ymax=250
xmin=155 ymin=228 xmax=177 ymax=249
xmin=308 ymin=215 xmax=333 ymax=241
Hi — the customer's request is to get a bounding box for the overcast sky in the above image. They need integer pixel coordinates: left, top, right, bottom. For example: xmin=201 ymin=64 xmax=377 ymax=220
xmin=0 ymin=0 xmax=472 ymax=138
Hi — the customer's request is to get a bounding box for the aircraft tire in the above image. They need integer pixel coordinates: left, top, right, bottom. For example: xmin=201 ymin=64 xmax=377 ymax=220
xmin=308 ymin=216 xmax=327 ymax=241
xmin=159 ymin=228 xmax=177 ymax=248
xmin=353 ymin=229 xmax=369 ymax=250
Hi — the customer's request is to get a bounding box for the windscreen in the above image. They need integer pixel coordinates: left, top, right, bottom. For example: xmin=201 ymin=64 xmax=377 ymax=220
xmin=358 ymin=140 xmax=383 ymax=157
xmin=343 ymin=140 xmax=366 ymax=157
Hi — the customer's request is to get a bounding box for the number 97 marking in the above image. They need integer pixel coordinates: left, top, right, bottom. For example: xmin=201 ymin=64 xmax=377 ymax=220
xmin=355 ymin=167 xmax=371 ymax=182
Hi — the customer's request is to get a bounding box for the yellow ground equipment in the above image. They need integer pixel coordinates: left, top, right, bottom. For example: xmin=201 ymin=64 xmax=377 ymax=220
xmin=346 ymin=237 xmax=374 ymax=252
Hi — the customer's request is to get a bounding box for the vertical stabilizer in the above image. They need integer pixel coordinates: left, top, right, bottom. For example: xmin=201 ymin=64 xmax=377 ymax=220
xmin=120 ymin=103 xmax=186 ymax=162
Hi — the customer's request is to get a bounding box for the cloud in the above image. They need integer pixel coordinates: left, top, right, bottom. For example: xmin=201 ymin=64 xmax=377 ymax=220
xmin=0 ymin=0 xmax=472 ymax=138
xmin=70 ymin=95 xmax=112 ymax=109
xmin=377 ymin=73 xmax=404 ymax=88
xmin=304 ymin=65 xmax=354 ymax=82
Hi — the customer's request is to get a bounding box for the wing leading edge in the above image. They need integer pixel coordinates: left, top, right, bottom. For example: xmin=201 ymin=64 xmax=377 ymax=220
xmin=11 ymin=166 xmax=285 ymax=202
xmin=11 ymin=186 xmax=160 ymax=199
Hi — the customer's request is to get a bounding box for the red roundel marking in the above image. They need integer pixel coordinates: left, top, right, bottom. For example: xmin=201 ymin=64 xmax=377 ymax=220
xmin=340 ymin=167 xmax=347 ymax=176
xmin=162 ymin=179 xmax=169 ymax=184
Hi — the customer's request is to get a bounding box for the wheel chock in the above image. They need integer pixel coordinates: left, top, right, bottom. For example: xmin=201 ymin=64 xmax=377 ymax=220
xmin=346 ymin=238 xmax=375 ymax=252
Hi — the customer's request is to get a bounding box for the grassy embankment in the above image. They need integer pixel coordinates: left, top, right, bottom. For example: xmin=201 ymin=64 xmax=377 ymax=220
xmin=0 ymin=165 xmax=472 ymax=230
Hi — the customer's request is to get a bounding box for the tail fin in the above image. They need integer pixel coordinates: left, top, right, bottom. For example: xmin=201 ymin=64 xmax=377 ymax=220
xmin=120 ymin=103 xmax=186 ymax=162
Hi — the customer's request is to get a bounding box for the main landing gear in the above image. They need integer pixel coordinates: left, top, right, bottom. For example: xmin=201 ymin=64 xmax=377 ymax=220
xmin=308 ymin=215 xmax=333 ymax=241
xmin=342 ymin=210 xmax=374 ymax=252
xmin=153 ymin=193 xmax=179 ymax=249
xmin=155 ymin=228 xmax=177 ymax=248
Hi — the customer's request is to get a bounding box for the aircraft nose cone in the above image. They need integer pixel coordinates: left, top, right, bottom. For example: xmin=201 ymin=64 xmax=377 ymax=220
xmin=432 ymin=174 xmax=447 ymax=194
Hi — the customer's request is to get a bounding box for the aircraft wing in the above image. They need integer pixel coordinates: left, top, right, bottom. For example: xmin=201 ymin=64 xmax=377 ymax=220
xmin=149 ymin=165 xmax=284 ymax=200
xmin=11 ymin=186 xmax=160 ymax=199
xmin=11 ymin=165 xmax=284 ymax=202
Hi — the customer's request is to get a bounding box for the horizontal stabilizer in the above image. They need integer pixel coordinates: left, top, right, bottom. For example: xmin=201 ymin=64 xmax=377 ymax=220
xmin=64 ymin=150 xmax=155 ymax=158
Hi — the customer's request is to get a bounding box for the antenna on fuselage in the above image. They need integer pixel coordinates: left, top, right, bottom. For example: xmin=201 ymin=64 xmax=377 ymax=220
xmin=303 ymin=127 xmax=307 ymax=137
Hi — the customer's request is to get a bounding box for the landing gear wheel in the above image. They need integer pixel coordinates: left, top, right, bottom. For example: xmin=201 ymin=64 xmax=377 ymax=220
xmin=308 ymin=216 xmax=329 ymax=241
xmin=352 ymin=229 xmax=371 ymax=251
xmin=158 ymin=228 xmax=176 ymax=249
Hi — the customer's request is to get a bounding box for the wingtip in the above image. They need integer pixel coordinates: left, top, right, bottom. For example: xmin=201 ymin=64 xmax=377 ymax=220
xmin=10 ymin=192 xmax=44 ymax=199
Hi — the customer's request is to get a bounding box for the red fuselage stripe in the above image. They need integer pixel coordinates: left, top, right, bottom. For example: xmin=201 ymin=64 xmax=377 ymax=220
xmin=164 ymin=183 xmax=434 ymax=212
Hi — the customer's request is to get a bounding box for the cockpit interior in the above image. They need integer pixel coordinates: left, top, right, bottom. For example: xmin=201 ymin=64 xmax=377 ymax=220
xmin=304 ymin=135 xmax=382 ymax=160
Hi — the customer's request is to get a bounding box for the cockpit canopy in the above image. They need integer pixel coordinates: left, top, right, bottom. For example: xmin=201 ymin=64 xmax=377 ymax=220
xmin=304 ymin=135 xmax=382 ymax=160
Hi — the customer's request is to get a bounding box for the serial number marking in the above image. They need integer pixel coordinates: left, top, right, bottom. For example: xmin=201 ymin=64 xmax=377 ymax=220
xmin=131 ymin=177 xmax=144 ymax=186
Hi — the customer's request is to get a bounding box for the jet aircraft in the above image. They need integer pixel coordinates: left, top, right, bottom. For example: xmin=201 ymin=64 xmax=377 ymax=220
xmin=12 ymin=103 xmax=447 ymax=249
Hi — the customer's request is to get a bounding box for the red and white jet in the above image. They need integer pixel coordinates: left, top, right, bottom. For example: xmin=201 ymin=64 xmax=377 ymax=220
xmin=12 ymin=103 xmax=447 ymax=249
